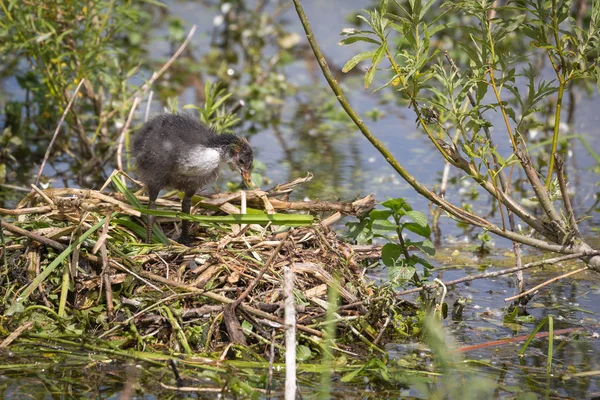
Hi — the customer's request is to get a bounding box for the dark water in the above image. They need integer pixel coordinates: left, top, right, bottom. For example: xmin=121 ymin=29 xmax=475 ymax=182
xmin=1 ymin=0 xmax=600 ymax=398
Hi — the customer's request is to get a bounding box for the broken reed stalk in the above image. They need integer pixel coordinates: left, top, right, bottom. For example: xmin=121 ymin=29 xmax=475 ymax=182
xmin=284 ymin=263 xmax=297 ymax=400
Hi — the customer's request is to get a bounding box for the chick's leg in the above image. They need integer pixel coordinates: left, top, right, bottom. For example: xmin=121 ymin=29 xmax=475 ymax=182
xmin=179 ymin=192 xmax=193 ymax=245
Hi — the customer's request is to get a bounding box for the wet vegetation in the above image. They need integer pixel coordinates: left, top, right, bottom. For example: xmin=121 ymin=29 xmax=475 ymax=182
xmin=1 ymin=0 xmax=600 ymax=398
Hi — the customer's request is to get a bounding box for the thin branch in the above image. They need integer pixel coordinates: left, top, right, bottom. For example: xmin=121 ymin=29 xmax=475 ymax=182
xmin=504 ymin=266 xmax=588 ymax=302
xmin=1 ymin=220 xmax=67 ymax=251
xmin=35 ymin=78 xmax=86 ymax=186
xmin=145 ymin=91 xmax=153 ymax=122
xmin=515 ymin=149 xmax=565 ymax=233
xmin=393 ymin=252 xmax=592 ymax=297
xmin=102 ymin=25 xmax=197 ymax=124
xmin=117 ymin=96 xmax=141 ymax=174
xmin=554 ymin=154 xmax=581 ymax=239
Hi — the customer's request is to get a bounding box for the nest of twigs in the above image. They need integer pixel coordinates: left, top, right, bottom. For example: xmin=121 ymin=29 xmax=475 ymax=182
xmin=0 ymin=174 xmax=416 ymax=355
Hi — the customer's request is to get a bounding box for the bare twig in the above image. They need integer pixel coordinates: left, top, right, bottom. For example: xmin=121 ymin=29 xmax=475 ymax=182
xmin=393 ymin=252 xmax=593 ymax=297
xmin=117 ymin=96 xmax=141 ymax=174
xmin=0 ymin=206 xmax=53 ymax=216
xmin=1 ymin=220 xmax=67 ymax=251
xmin=35 ymin=79 xmax=86 ymax=186
xmin=145 ymin=91 xmax=153 ymax=122
xmin=102 ymin=25 xmax=197 ymax=124
xmin=0 ymin=321 xmax=34 ymax=348
xmin=504 ymin=266 xmax=588 ymax=302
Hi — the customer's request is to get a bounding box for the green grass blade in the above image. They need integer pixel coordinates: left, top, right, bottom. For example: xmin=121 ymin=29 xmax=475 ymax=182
xmin=137 ymin=208 xmax=314 ymax=227
xmin=111 ymin=174 xmax=142 ymax=207
xmin=111 ymin=174 xmax=170 ymax=244
xmin=112 ymin=218 xmax=152 ymax=242
xmin=546 ymin=316 xmax=553 ymax=374
xmin=519 ymin=316 xmax=548 ymax=357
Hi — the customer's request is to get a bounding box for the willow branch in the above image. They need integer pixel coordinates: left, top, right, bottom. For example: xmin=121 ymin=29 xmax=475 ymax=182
xmin=554 ymin=154 xmax=581 ymax=240
xmin=291 ymin=0 xmax=571 ymax=255
xmin=515 ymin=149 xmax=566 ymax=239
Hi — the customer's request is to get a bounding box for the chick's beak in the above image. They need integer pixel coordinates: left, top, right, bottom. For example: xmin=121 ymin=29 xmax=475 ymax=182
xmin=241 ymin=169 xmax=253 ymax=188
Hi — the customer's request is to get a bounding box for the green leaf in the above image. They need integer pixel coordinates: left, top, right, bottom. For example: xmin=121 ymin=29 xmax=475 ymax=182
xmin=380 ymin=0 xmax=389 ymax=14
xmin=296 ymin=345 xmax=313 ymax=362
xmin=410 ymin=239 xmax=435 ymax=256
xmin=371 ymin=219 xmax=398 ymax=235
xmin=476 ymin=81 xmax=487 ymax=102
xmin=381 ymin=243 xmax=403 ymax=267
xmin=140 ymin=0 xmax=167 ymax=7
xmin=381 ymin=197 xmax=411 ymax=213
xmin=404 ymin=210 xmax=428 ymax=228
xmin=338 ymin=36 xmax=381 ymax=46
xmin=364 ymin=45 xmax=385 ymax=89
xmin=342 ymin=51 xmax=375 ymax=73
xmin=369 ymin=209 xmax=393 ymax=220
xmin=388 ymin=263 xmax=415 ymax=283
xmin=413 ymin=255 xmax=433 ymax=269
xmin=346 ymin=219 xmax=372 ymax=245
xmin=111 ymin=174 xmax=141 ymax=208
xmin=403 ymin=222 xmax=431 ymax=238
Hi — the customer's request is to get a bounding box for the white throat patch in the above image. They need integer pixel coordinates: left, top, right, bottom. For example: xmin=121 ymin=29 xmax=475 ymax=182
xmin=179 ymin=146 xmax=222 ymax=176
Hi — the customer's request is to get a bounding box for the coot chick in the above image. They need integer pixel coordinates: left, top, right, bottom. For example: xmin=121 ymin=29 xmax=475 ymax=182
xmin=132 ymin=113 xmax=253 ymax=244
